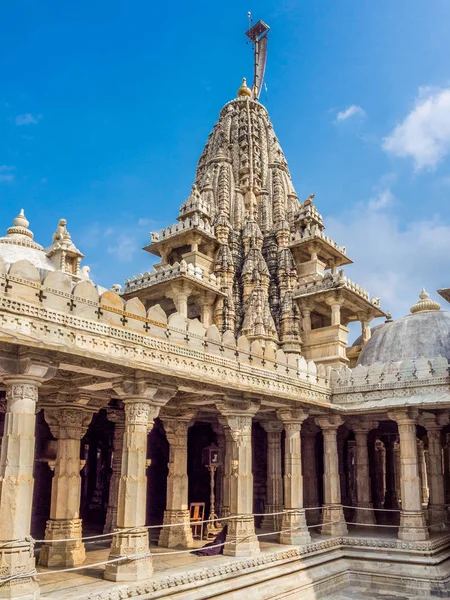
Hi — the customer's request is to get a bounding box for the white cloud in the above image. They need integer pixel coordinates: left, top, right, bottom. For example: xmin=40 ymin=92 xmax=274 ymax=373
xmin=107 ymin=234 xmax=138 ymax=263
xmin=137 ymin=217 xmax=157 ymax=227
xmin=367 ymin=188 xmax=395 ymax=211
xmin=325 ymin=191 xmax=450 ymax=321
xmin=15 ymin=113 xmax=42 ymax=126
xmin=336 ymin=105 xmax=366 ymax=122
xmin=0 ymin=165 xmax=15 ymax=183
xmin=383 ymin=87 xmax=450 ymax=170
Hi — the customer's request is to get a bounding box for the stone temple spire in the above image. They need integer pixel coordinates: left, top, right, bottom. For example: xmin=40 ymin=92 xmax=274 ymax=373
xmin=125 ymin=34 xmax=386 ymax=365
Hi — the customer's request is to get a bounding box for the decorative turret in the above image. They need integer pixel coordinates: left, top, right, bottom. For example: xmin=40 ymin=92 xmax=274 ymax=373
xmin=3 ymin=209 xmax=41 ymax=249
xmin=46 ymin=218 xmax=86 ymax=278
xmin=410 ymin=289 xmax=441 ymax=313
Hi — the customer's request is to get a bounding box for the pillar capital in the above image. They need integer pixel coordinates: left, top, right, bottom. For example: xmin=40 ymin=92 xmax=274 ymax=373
xmin=346 ymin=418 xmax=379 ymax=434
xmin=0 ymin=351 xmax=57 ymax=385
xmin=388 ymin=408 xmax=420 ymax=425
xmin=315 ymin=414 xmax=344 ymax=430
xmin=277 ymin=408 xmax=309 ymax=428
xmin=419 ymin=411 xmax=443 ymax=432
xmin=215 ymin=395 xmax=260 ymax=418
xmin=106 ymin=406 xmax=125 ymax=427
xmin=113 ymin=377 xmax=177 ymax=407
xmin=43 ymin=405 xmax=93 ymax=440
xmin=160 ymin=413 xmax=195 ymax=446
xmin=260 ymin=419 xmax=284 ymax=434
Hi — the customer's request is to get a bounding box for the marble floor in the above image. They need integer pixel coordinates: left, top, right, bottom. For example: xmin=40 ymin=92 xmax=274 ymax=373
xmin=323 ymin=589 xmax=435 ymax=600
xmin=35 ymin=526 xmax=447 ymax=599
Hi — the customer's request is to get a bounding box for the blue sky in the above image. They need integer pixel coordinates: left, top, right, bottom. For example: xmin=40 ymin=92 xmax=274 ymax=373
xmin=1 ymin=0 xmax=450 ymax=321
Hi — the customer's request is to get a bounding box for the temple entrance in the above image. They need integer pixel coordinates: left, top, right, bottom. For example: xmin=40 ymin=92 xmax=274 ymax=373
xmin=188 ymin=422 xmax=217 ymax=520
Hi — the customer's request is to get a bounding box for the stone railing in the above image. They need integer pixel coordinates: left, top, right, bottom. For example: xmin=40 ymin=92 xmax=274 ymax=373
xmin=295 ymin=271 xmax=380 ymax=307
xmin=330 ymin=357 xmax=450 ymax=408
xmin=125 ymin=260 xmax=219 ymax=293
xmin=331 ymin=356 xmax=449 ymax=389
xmin=178 ymin=198 xmax=213 ymax=219
xmin=150 ymin=214 xmax=215 ymax=243
xmin=290 ymin=225 xmax=346 ymax=255
xmin=0 ymin=257 xmax=330 ymax=400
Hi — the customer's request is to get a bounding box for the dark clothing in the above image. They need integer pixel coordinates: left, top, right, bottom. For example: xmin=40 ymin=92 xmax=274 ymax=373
xmin=191 ymin=526 xmax=227 ymax=556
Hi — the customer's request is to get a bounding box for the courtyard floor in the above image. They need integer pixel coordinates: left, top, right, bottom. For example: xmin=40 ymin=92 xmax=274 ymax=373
xmin=34 ymin=526 xmax=448 ymax=600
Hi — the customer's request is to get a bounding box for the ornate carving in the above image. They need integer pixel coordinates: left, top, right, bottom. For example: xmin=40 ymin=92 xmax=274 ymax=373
xmin=43 ymin=406 xmax=93 ymax=439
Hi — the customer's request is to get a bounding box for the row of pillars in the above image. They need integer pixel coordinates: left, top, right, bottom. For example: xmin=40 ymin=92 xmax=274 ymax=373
xmin=0 ymin=371 xmax=446 ymax=599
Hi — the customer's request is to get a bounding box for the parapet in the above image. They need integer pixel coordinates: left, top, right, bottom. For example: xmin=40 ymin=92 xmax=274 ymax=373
xmin=0 ymin=256 xmax=329 ymax=391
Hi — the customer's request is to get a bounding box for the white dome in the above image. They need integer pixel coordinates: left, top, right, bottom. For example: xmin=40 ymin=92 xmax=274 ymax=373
xmin=0 ymin=209 xmax=55 ymax=272
xmin=358 ymin=291 xmax=450 ymax=365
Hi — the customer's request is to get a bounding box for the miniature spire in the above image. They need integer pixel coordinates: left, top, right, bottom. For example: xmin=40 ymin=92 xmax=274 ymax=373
xmin=7 ymin=208 xmax=34 ymax=240
xmin=410 ymin=288 xmax=441 ymax=314
xmin=238 ymin=77 xmax=252 ymax=98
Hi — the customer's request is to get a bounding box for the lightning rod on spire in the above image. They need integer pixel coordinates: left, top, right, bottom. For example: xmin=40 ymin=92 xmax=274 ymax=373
xmin=245 ymin=18 xmax=270 ymax=100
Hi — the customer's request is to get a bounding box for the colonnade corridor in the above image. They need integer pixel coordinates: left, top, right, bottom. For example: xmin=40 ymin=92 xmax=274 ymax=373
xmin=1 ymin=381 xmax=449 ymax=600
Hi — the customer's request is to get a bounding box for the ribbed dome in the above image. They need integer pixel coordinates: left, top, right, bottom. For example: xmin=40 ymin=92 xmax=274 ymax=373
xmin=358 ymin=304 xmax=450 ymax=365
xmin=0 ymin=210 xmax=55 ymax=272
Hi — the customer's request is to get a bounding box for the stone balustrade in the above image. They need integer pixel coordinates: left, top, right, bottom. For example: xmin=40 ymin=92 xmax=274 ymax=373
xmin=290 ymin=225 xmax=347 ymax=255
xmin=331 ymin=356 xmax=449 ymax=391
xmin=125 ymin=260 xmax=219 ymax=293
xmin=295 ymin=270 xmax=379 ymax=306
xmin=0 ymin=256 xmax=329 ymax=393
xmin=329 ymin=356 xmax=450 ymax=408
xmin=149 ymin=214 xmax=215 ymax=243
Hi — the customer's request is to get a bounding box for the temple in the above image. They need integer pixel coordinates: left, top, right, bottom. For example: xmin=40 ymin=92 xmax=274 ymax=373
xmin=1 ymin=40 xmax=450 ymax=600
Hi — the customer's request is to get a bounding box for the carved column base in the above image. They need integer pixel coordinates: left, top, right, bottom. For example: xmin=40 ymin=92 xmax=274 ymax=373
xmin=320 ymin=505 xmax=348 ymax=536
xmin=398 ymin=511 xmax=429 ymax=541
xmin=158 ymin=510 xmax=193 ymax=548
xmin=428 ymin=505 xmax=448 ymax=532
xmin=0 ymin=541 xmax=38 ymax=600
xmin=260 ymin=504 xmax=282 ymax=534
xmin=104 ymin=528 xmax=152 ymax=582
xmin=39 ymin=518 xmax=85 ymax=567
xmin=279 ymin=510 xmax=311 ymax=545
xmin=353 ymin=503 xmax=376 ymax=525
xmin=224 ymin=516 xmax=260 ymax=557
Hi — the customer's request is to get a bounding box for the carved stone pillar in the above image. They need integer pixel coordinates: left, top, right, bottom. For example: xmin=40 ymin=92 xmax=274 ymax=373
xmin=373 ymin=439 xmax=386 ymax=509
xmin=330 ymin=302 xmax=341 ymax=326
xmin=382 ymin=435 xmax=399 ymax=510
xmin=388 ymin=410 xmax=429 ymax=541
xmin=260 ymin=420 xmax=284 ymax=533
xmin=39 ymin=406 xmax=93 ymax=567
xmin=337 ymin=428 xmax=349 ymax=509
xmin=348 ymin=420 xmax=378 ymax=524
xmin=217 ymin=399 xmax=260 ymax=557
xmin=420 ymin=414 xmax=447 ymax=530
xmin=104 ymin=408 xmax=125 ymax=534
xmin=0 ymin=354 xmax=54 ymax=600
xmin=416 ymin=439 xmax=429 ymax=506
xmin=394 ymin=439 xmax=402 ymax=506
xmin=444 ymin=434 xmax=450 ymax=504
xmin=277 ymin=410 xmax=311 ymax=545
xmin=315 ymin=415 xmax=348 ymax=536
xmin=158 ymin=414 xmax=194 ymax=548
xmin=302 ymin=421 xmax=320 ymax=525
xmin=220 ymin=428 xmax=232 ymax=518
xmin=104 ymin=381 xmax=175 ymax=582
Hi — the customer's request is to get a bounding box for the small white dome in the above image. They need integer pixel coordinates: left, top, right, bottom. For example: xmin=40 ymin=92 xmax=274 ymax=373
xmin=0 ymin=209 xmax=55 ymax=272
